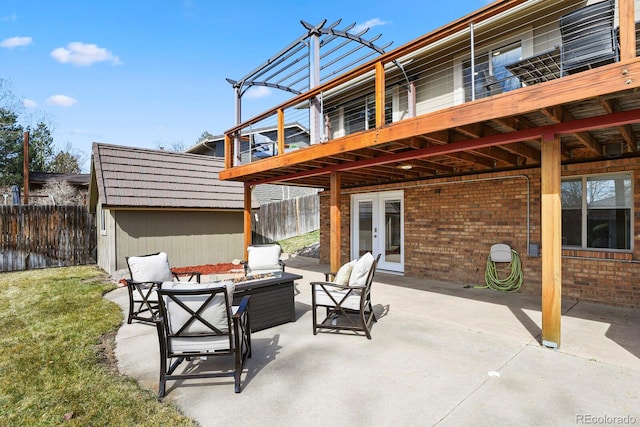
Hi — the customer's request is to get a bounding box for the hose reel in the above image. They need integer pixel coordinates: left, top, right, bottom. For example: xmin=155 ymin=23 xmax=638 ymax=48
xmin=477 ymin=243 xmax=523 ymax=293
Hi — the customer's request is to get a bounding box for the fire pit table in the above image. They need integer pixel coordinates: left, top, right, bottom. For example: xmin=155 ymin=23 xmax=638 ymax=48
xmin=231 ymin=271 xmax=302 ymax=332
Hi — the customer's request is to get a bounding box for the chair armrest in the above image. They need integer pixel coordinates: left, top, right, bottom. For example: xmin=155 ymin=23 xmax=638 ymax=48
xmin=279 ymin=260 xmax=286 ymax=272
xmin=173 ymin=271 xmax=201 ymax=283
xmin=310 ymin=281 xmax=365 ymax=290
xmin=233 ymin=295 xmax=251 ymax=319
xmin=126 ymin=279 xmax=163 ymax=287
xmin=324 ymin=272 xmax=337 ymax=281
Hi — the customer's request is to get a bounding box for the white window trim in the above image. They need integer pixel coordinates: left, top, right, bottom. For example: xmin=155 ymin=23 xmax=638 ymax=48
xmin=561 ymin=171 xmax=634 ymax=252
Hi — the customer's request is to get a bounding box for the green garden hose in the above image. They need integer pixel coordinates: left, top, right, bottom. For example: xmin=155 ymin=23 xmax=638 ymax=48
xmin=477 ymin=249 xmax=523 ymax=293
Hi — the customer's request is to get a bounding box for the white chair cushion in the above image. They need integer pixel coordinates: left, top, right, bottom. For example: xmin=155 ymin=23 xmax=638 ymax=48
xmin=163 ymin=281 xmax=235 ymax=334
xmin=169 ymin=335 xmax=232 ymax=353
xmin=314 ymin=288 xmax=361 ymax=310
xmin=334 ymin=259 xmax=357 ymax=286
xmin=169 ymin=305 xmax=241 ymax=353
xmin=348 ymin=252 xmax=375 ymax=287
xmin=127 ymin=252 xmax=174 ymax=282
xmin=247 ymin=245 xmax=281 ymax=269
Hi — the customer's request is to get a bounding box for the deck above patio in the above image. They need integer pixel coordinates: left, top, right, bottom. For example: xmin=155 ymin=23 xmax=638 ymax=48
xmin=220 ymin=0 xmax=640 ymax=189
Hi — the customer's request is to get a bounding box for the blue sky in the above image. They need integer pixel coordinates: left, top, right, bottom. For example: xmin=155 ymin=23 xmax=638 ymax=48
xmin=1 ymin=0 xmax=488 ymax=171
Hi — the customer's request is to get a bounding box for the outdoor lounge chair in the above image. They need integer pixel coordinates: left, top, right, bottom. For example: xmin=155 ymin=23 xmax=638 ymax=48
xmin=310 ymin=252 xmax=380 ymax=339
xmin=241 ymin=244 xmax=285 ymax=276
xmin=559 ymin=0 xmax=618 ymax=75
xmin=155 ymin=281 xmax=251 ymax=397
xmin=125 ymin=252 xmax=201 ymax=324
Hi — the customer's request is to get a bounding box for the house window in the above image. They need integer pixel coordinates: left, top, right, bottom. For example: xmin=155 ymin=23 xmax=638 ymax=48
xmin=343 ymin=94 xmax=392 ymax=135
xmin=561 ymin=173 xmax=633 ymax=250
xmin=462 ymin=41 xmax=522 ymax=101
xmin=100 ymin=207 xmax=107 ymax=235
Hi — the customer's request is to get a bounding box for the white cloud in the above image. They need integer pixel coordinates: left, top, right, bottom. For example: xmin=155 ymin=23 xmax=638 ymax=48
xmin=0 ymin=36 xmax=32 ymax=48
xmin=50 ymin=42 xmax=122 ymax=66
xmin=46 ymin=95 xmax=77 ymax=107
xmin=245 ymin=86 xmax=271 ymax=99
xmin=350 ymin=19 xmax=388 ymax=35
xmin=2 ymin=13 xmax=17 ymax=22
xmin=23 ymin=98 xmax=37 ymax=108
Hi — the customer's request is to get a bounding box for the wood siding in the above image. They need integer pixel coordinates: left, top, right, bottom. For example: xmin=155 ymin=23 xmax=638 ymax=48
xmin=252 ymin=194 xmax=319 ymax=243
xmin=111 ymin=210 xmax=244 ymax=272
xmin=0 ymin=205 xmax=96 ymax=272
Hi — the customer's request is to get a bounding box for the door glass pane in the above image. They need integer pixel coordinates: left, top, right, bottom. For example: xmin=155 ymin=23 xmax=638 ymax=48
xmin=384 ymin=200 xmax=401 ymax=264
xmin=358 ymin=201 xmax=373 ymax=257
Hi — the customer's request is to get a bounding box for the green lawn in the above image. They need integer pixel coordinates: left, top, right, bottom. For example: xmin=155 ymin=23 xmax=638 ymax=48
xmin=0 ymin=266 xmax=195 ymax=426
xmin=278 ymin=229 xmax=319 ymax=254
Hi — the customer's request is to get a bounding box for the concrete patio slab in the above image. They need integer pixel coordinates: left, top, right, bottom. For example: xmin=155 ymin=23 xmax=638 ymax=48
xmin=104 ymin=258 xmax=640 ymax=426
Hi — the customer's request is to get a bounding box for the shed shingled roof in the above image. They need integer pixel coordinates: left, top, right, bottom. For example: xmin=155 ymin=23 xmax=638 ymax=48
xmin=90 ymin=143 xmax=251 ymax=210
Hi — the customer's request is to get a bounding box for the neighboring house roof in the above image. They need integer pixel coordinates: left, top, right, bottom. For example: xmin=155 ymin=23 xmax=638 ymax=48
xmin=89 ymin=143 xmax=254 ymax=211
xmin=186 ymin=123 xmax=310 ymax=156
xmin=29 ymin=172 xmax=90 ymax=188
xmin=185 ymin=124 xmax=319 ymax=205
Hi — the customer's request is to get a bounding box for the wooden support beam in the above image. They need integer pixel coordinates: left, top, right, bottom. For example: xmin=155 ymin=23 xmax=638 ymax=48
xmin=243 ymin=184 xmax=252 ymax=260
xmin=224 ymin=133 xmax=232 ymax=169
xmin=330 ymin=172 xmax=341 ymax=273
xmin=541 ymin=134 xmax=562 ymax=349
xmin=619 ymin=0 xmax=636 ymax=61
xmin=375 ymin=61 xmax=385 ymax=129
xmin=277 ymin=108 xmax=285 ymax=158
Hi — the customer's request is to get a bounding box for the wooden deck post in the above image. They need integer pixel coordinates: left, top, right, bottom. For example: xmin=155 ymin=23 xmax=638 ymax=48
xmin=330 ymin=172 xmax=341 ymax=273
xmin=619 ymin=0 xmax=636 ymax=61
xmin=277 ymin=108 xmax=285 ymax=158
xmin=243 ymin=184 xmax=252 ymax=260
xmin=375 ymin=61 xmax=386 ymax=128
xmin=541 ymin=133 xmax=562 ymax=348
xmin=224 ymin=133 xmax=232 ymax=169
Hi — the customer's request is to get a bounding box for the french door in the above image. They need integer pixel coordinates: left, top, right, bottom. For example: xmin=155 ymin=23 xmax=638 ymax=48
xmin=351 ymin=191 xmax=404 ymax=273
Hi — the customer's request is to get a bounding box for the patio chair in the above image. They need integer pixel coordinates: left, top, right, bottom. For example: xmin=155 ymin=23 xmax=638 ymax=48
xmin=559 ymin=0 xmax=618 ymax=75
xmin=241 ymin=244 xmax=285 ymax=276
xmin=125 ymin=252 xmax=201 ymax=324
xmin=310 ymin=252 xmax=380 ymax=339
xmin=155 ymin=281 xmax=251 ymax=397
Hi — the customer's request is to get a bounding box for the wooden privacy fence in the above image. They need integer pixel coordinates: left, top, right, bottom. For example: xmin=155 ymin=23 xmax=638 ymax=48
xmin=0 ymin=205 xmax=96 ymax=272
xmin=253 ymin=194 xmax=319 ymax=243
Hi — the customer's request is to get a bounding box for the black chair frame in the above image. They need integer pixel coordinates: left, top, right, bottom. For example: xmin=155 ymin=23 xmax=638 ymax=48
xmin=310 ymin=254 xmax=380 ymax=339
xmin=155 ymin=286 xmax=251 ymax=397
xmin=125 ymin=254 xmax=201 ymax=324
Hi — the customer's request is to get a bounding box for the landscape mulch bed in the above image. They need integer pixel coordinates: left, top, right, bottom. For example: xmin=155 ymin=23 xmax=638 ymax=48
xmin=172 ymin=263 xmax=239 ymax=275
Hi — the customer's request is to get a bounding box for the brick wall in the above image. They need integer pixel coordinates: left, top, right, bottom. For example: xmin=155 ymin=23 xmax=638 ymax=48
xmin=319 ymin=157 xmax=640 ymax=308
